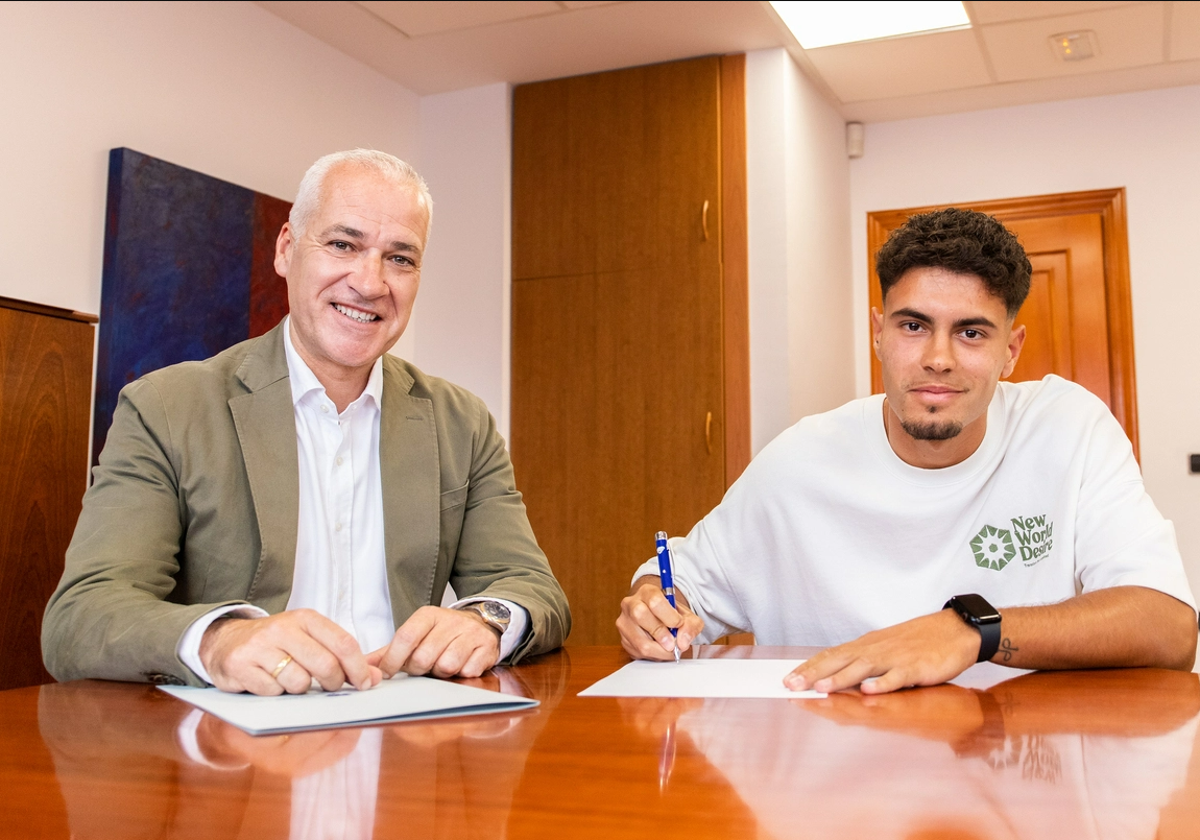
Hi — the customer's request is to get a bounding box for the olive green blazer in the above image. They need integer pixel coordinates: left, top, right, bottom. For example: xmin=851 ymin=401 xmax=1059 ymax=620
xmin=43 ymin=323 xmax=570 ymax=686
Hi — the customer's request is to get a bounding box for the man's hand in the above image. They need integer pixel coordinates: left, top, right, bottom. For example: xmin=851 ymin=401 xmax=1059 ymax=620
xmin=199 ymin=610 xmax=382 ymax=695
xmin=784 ymin=609 xmax=980 ymax=695
xmin=617 ymin=575 xmax=705 ymax=661
xmin=367 ymin=606 xmax=501 ymax=679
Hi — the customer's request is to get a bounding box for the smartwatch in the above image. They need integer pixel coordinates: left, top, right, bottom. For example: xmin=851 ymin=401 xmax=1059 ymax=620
xmin=944 ymin=594 xmax=1002 ymax=663
xmin=453 ymin=600 xmax=512 ymax=636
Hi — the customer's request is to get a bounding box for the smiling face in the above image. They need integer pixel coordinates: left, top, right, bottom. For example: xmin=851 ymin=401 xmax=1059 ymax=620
xmin=274 ymin=163 xmax=429 ymax=404
xmin=872 ymin=266 xmax=1026 ymax=469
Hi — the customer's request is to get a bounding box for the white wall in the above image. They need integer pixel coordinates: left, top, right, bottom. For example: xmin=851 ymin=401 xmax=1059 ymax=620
xmin=849 ymin=85 xmax=1200 ymax=596
xmin=745 ymin=49 xmax=856 ymax=454
xmin=415 ymin=84 xmax=513 ymax=437
xmin=0 ymin=0 xmax=421 ymax=358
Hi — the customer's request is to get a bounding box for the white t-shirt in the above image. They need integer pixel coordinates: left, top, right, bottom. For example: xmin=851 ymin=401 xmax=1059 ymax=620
xmin=634 ymin=376 xmax=1196 ymax=644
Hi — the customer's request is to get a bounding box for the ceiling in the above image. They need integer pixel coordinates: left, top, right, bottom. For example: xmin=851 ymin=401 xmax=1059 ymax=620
xmin=255 ymin=0 xmax=1200 ymax=122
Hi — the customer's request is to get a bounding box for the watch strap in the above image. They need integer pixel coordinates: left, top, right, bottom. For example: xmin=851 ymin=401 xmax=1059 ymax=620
xmin=944 ymin=594 xmax=1002 ymax=663
xmin=973 ymin=615 xmax=1002 ymax=663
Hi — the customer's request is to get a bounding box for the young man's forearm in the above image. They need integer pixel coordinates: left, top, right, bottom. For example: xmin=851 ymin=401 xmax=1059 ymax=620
xmin=988 ymin=586 xmax=1197 ymax=672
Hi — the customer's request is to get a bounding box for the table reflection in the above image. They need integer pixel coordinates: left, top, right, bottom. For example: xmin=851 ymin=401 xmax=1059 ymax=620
xmin=21 ymin=650 xmax=1200 ymax=840
xmin=670 ymin=668 xmax=1199 ymax=840
xmin=36 ymin=653 xmax=572 ymax=839
xmin=507 ymin=659 xmax=1200 ymax=840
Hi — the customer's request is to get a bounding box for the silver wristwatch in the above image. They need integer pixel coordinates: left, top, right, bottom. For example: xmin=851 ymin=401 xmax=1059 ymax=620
xmin=454 ymin=600 xmax=511 ymax=636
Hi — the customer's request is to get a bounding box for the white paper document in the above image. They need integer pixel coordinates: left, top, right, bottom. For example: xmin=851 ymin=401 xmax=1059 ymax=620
xmin=160 ymin=674 xmax=539 ymax=735
xmin=579 ymin=659 xmax=826 ymax=699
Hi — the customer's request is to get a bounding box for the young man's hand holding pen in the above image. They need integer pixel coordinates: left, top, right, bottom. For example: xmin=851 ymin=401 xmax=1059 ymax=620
xmin=616 ymin=577 xmax=705 ymax=661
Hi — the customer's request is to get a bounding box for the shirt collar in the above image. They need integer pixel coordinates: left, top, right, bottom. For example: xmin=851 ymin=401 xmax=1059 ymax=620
xmin=282 ymin=316 xmax=383 ymax=412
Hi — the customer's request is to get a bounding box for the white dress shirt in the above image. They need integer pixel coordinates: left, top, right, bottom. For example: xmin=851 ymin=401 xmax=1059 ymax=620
xmin=178 ymin=318 xmax=526 ymax=683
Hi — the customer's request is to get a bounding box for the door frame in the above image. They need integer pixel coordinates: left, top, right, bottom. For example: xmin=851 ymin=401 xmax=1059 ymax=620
xmin=865 ymin=188 xmax=1138 ymax=458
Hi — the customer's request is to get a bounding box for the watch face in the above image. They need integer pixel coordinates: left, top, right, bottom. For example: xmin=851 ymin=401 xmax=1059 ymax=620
xmin=478 ymin=601 xmax=511 ymax=624
xmin=953 ymin=594 xmax=1001 ymax=624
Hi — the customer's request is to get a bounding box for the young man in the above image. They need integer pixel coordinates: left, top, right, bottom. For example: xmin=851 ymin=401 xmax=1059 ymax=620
xmin=44 ymin=150 xmax=570 ymax=693
xmin=618 ymin=208 xmax=1196 ymax=694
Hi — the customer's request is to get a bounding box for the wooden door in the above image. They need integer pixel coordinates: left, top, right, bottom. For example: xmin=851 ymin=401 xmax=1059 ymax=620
xmin=512 ymin=56 xmax=748 ymax=645
xmin=0 ymin=297 xmax=97 ymax=689
xmin=867 ymin=189 xmax=1138 ymax=457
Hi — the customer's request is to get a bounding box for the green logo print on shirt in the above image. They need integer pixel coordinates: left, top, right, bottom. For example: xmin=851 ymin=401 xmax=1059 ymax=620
xmin=971 ymin=525 xmax=1016 ymax=570
xmin=970 ymin=515 xmax=1055 ymax=571
xmin=1011 ymin=514 xmax=1054 ymax=566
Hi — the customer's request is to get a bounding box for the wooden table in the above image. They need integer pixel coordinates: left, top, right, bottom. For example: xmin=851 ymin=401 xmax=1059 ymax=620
xmin=3 ymin=646 xmax=1199 ymax=839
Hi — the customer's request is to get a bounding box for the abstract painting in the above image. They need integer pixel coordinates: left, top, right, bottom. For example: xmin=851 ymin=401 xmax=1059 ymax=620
xmin=94 ymin=148 xmax=291 ymax=461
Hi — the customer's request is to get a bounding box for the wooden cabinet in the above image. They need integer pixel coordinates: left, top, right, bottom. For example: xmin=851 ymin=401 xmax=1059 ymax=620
xmin=0 ymin=297 xmax=96 ymax=689
xmin=511 ymin=56 xmax=749 ymax=645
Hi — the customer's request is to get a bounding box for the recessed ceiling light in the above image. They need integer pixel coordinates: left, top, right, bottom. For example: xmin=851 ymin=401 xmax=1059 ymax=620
xmin=769 ymin=1 xmax=971 ymax=50
xmin=1049 ymin=30 xmax=1097 ymax=62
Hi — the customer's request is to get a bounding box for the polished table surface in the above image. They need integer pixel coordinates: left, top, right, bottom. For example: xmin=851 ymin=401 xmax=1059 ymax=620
xmin=4 ymin=645 xmax=1200 ymax=839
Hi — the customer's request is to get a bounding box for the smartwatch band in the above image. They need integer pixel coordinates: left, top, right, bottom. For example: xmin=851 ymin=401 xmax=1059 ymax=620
xmin=944 ymin=594 xmax=1002 ymax=663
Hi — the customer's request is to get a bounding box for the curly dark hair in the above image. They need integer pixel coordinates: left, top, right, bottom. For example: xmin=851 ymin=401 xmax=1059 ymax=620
xmin=875 ymin=208 xmax=1032 ymax=318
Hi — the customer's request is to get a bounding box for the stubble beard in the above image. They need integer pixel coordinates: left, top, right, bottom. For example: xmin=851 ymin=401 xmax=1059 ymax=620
xmin=899 ymin=406 xmax=963 ymax=441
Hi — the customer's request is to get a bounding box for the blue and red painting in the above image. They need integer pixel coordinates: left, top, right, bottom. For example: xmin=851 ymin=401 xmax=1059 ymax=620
xmin=94 ymin=148 xmax=291 ymax=462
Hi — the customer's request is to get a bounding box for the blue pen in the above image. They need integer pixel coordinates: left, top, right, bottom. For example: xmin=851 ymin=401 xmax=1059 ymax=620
xmin=655 ymin=530 xmax=681 ymax=662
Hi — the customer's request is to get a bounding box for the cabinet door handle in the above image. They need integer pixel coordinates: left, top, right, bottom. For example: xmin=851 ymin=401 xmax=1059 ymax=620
xmin=702 ymin=200 xmax=710 ymax=241
xmin=705 ymin=411 xmax=713 ymax=454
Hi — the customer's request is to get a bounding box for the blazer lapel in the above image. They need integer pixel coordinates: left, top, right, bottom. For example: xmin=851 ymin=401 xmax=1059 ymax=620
xmin=380 ymin=357 xmax=441 ymax=622
xmin=228 ymin=325 xmax=299 ymax=613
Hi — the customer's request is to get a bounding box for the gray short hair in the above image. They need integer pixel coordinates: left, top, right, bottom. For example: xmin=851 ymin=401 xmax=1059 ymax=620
xmin=288 ymin=149 xmax=433 ymax=242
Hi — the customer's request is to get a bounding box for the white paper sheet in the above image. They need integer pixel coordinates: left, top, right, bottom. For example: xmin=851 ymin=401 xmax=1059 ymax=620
xmin=949 ymin=660 xmax=1034 ymax=690
xmin=578 ymin=659 xmax=826 ymax=699
xmin=160 ymin=674 xmax=539 ymax=735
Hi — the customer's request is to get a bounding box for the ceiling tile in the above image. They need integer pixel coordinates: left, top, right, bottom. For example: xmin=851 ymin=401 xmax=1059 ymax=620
xmin=805 ymin=29 xmax=991 ymax=103
xmin=968 ymin=1 xmax=1140 ymax=25
xmin=356 ymin=1 xmax=561 ymax=37
xmin=257 ymin=0 xmax=783 ymax=96
xmin=255 ymin=0 xmax=1200 ymax=122
xmin=1169 ymin=1 xmax=1200 ymax=61
xmin=258 ymin=1 xmax=414 ymax=71
xmin=840 ymin=57 xmax=1200 ymax=122
xmin=981 ymin=3 xmax=1165 ymax=82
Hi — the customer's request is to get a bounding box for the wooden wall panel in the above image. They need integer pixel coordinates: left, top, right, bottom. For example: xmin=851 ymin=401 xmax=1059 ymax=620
xmin=512 ymin=56 xmax=747 ymax=645
xmin=719 ymin=54 xmax=750 ymax=486
xmin=513 ymin=264 xmax=724 ymax=645
xmin=513 ymin=57 xmax=723 ymax=281
xmin=0 ymin=298 xmax=96 ymax=690
xmin=512 ymin=79 xmax=592 ymax=281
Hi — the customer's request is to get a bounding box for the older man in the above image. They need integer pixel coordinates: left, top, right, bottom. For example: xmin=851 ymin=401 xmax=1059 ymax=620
xmin=45 ymin=150 xmax=570 ymax=694
xmin=618 ymin=208 xmax=1196 ymax=693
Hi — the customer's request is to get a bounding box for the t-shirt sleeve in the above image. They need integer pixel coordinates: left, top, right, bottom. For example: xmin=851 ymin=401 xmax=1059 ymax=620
xmin=1074 ymin=405 xmax=1196 ymax=612
xmin=639 ymin=461 xmax=773 ymax=643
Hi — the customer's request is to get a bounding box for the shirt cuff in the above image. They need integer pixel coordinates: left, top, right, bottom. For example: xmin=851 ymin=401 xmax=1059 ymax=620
xmin=177 ymin=604 xmax=269 ymax=684
xmin=450 ymin=597 xmax=530 ymax=661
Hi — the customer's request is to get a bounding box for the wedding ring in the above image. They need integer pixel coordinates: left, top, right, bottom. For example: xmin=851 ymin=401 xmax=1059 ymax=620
xmin=270 ymin=654 xmax=294 ymax=679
